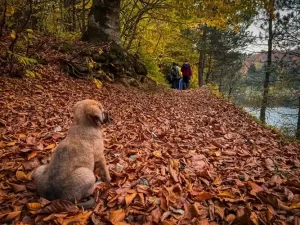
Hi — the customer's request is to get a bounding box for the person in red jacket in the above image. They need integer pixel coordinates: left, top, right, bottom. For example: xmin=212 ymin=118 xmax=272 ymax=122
xmin=181 ymin=60 xmax=192 ymax=90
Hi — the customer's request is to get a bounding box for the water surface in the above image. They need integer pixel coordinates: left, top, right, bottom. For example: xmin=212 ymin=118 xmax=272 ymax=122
xmin=244 ymin=107 xmax=298 ymax=137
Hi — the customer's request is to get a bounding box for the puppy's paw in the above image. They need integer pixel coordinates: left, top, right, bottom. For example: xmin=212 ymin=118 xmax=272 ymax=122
xmin=77 ymin=197 xmax=96 ymax=209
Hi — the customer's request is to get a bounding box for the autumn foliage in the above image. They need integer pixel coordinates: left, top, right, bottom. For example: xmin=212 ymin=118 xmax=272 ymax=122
xmin=1 ymin=64 xmax=300 ymax=224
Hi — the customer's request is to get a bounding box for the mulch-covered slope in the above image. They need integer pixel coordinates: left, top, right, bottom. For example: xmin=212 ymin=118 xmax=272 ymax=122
xmin=1 ymin=69 xmax=300 ymax=225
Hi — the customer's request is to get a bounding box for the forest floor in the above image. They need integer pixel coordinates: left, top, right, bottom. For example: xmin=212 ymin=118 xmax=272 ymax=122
xmin=1 ymin=55 xmax=300 ymax=225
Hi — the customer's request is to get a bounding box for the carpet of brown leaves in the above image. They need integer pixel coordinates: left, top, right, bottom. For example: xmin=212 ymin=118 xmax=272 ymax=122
xmin=1 ymin=70 xmax=300 ymax=225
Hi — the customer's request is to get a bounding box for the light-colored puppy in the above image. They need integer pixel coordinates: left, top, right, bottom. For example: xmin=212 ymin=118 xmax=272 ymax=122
xmin=33 ymin=99 xmax=111 ymax=204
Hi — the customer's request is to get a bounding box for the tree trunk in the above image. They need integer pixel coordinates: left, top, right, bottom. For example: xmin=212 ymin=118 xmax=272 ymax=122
xmin=260 ymin=3 xmax=273 ymax=123
xmin=228 ymin=84 xmax=233 ymax=98
xmin=82 ymin=0 xmax=86 ymax=32
xmin=82 ymin=0 xmax=121 ymax=45
xmin=219 ymin=79 xmax=222 ymax=93
xmin=59 ymin=0 xmax=63 ymax=33
xmin=198 ymin=25 xmax=207 ymax=87
xmin=296 ymin=96 xmax=300 ymax=140
xmin=205 ymin=52 xmax=212 ymax=84
xmin=0 ymin=0 xmax=7 ymax=37
xmin=64 ymin=0 xmax=73 ymax=31
xmin=72 ymin=0 xmax=76 ymax=31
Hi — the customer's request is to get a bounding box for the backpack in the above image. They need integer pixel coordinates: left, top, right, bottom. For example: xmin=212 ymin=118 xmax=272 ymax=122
xmin=181 ymin=63 xmax=191 ymax=77
xmin=171 ymin=66 xmax=179 ymax=79
xmin=166 ymin=73 xmax=172 ymax=84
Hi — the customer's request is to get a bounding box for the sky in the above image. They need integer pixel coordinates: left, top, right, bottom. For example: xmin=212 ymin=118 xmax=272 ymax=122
xmin=244 ymin=21 xmax=268 ymax=54
xmin=244 ymin=9 xmax=295 ymax=54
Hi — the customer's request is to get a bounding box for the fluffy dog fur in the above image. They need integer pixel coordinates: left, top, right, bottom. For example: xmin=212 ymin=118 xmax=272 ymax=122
xmin=33 ymin=99 xmax=111 ymax=203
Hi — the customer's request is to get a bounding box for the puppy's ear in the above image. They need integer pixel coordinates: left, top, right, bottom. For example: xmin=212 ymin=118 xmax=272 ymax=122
xmin=102 ymin=112 xmax=113 ymax=124
xmin=87 ymin=105 xmax=111 ymax=126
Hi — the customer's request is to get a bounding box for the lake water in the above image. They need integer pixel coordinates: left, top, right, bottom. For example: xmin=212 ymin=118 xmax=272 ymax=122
xmin=244 ymin=107 xmax=298 ymax=137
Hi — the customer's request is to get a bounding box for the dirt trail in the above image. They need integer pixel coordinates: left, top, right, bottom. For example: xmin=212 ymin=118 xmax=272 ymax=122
xmin=1 ymin=71 xmax=300 ymax=224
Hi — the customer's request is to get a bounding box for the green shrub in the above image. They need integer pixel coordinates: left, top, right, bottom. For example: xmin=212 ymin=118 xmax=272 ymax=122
xmin=140 ymin=52 xmax=169 ymax=86
xmin=207 ymin=83 xmax=222 ymax=97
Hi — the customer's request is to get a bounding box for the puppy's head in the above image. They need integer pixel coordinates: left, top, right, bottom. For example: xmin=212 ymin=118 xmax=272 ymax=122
xmin=73 ymin=99 xmax=111 ymax=127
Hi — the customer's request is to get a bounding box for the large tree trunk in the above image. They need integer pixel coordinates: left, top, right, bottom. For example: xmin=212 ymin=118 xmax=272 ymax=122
xmin=296 ymin=96 xmax=300 ymax=140
xmin=198 ymin=25 xmax=207 ymax=87
xmin=82 ymin=0 xmax=121 ymax=45
xmin=260 ymin=2 xmax=273 ymax=123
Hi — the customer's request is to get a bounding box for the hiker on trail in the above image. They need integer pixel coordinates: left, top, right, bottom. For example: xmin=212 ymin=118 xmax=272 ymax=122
xmin=181 ymin=60 xmax=192 ymax=90
xmin=170 ymin=62 xmax=181 ymax=89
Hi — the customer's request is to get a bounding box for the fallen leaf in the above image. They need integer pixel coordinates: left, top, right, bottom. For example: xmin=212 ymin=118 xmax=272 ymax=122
xmin=151 ymin=207 xmax=162 ymax=223
xmin=269 ymin=174 xmax=283 ymax=185
xmin=42 ymin=213 xmax=67 ymax=222
xmin=265 ymin=158 xmax=275 ymax=171
xmin=91 ymin=213 xmax=107 ymax=225
xmin=217 ymin=191 xmax=235 ymax=199
xmin=0 ymin=211 xmax=21 ymax=222
xmin=161 ymin=219 xmax=177 ymax=225
xmin=212 ymin=175 xmax=222 ymax=186
xmin=266 ymin=205 xmax=276 ymax=222
xmin=109 ymin=209 xmax=126 ymax=225
xmin=247 ymin=181 xmax=263 ymax=195
xmin=248 ymin=209 xmax=259 ymax=225
xmin=290 ymin=200 xmax=300 ymax=209
xmin=190 ymin=154 xmax=208 ymax=172
xmin=7 ymin=182 xmax=26 ymax=192
xmin=19 ymin=133 xmax=26 ymax=138
xmin=27 ymin=151 xmax=38 ymax=160
xmin=27 ymin=202 xmax=43 ymax=211
xmin=193 ymin=192 xmax=214 ymax=201
xmin=37 ymin=200 xmax=78 ymax=214
xmin=169 ymin=206 xmax=184 ymax=215
xmin=16 ymin=171 xmax=31 ymax=181
xmin=211 ymin=140 xmax=223 ymax=149
xmin=214 ymin=205 xmax=225 ymax=219
xmin=44 ymin=143 xmax=56 ymax=150
xmin=153 ymin=150 xmax=162 ymax=158
xmin=125 ymin=190 xmax=137 ymax=207
xmin=6 ymin=141 xmax=16 ymax=146
xmin=54 ymin=126 xmax=62 ymax=132
xmin=225 ymin=214 xmax=236 ymax=224
xmin=161 ymin=211 xmax=172 ymax=221
xmin=198 ymin=218 xmax=210 ymax=225
xmin=19 ymin=148 xmax=32 ymax=153
xmin=169 ymin=159 xmax=179 ymax=182
xmin=215 ymin=151 xmax=221 ymax=157
xmin=0 ymin=141 xmax=6 ymax=147
xmin=56 ymin=211 xmax=92 ymax=225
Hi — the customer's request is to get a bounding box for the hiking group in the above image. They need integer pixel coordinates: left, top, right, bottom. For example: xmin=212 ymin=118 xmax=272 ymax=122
xmin=166 ymin=60 xmax=192 ymax=90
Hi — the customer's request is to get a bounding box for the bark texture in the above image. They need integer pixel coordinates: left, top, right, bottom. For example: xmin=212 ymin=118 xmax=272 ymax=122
xmin=296 ymin=97 xmax=300 ymax=140
xmin=82 ymin=0 xmax=121 ymax=45
xmin=198 ymin=25 xmax=207 ymax=87
xmin=260 ymin=5 xmax=273 ymax=123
